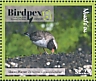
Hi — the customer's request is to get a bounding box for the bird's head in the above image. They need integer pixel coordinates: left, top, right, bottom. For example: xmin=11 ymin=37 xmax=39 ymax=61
xmin=47 ymin=38 xmax=57 ymax=53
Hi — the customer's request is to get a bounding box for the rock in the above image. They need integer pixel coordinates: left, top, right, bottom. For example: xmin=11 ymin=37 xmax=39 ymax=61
xmin=46 ymin=62 xmax=51 ymax=66
xmin=5 ymin=63 xmax=10 ymax=67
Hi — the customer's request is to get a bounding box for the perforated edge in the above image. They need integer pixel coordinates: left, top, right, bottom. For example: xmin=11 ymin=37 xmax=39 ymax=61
xmin=95 ymin=1 xmax=96 ymax=80
xmin=1 ymin=0 xmax=96 ymax=3
xmin=0 ymin=0 xmax=2 ymax=80
xmin=1 ymin=0 xmax=95 ymax=81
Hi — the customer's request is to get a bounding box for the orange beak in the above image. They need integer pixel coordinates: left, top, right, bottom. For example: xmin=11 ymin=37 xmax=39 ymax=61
xmin=52 ymin=48 xmax=54 ymax=53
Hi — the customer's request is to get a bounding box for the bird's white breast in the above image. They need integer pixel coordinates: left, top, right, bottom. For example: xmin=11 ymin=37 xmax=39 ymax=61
xmin=33 ymin=38 xmax=47 ymax=48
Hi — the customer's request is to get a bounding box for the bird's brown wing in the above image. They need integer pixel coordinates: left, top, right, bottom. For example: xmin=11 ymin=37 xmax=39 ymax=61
xmin=30 ymin=31 xmax=44 ymax=41
xmin=30 ymin=31 xmax=54 ymax=42
xmin=43 ymin=31 xmax=54 ymax=40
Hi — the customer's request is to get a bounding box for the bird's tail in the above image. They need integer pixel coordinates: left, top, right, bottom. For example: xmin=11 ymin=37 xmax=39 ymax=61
xmin=24 ymin=32 xmax=30 ymax=37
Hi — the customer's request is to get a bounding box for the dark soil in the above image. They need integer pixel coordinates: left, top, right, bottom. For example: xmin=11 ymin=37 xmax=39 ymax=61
xmin=6 ymin=48 xmax=92 ymax=76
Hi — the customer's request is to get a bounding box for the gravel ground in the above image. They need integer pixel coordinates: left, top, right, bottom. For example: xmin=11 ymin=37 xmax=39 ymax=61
xmin=5 ymin=48 xmax=92 ymax=76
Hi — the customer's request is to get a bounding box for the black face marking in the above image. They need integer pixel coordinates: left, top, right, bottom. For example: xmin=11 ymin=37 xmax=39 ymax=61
xmin=47 ymin=39 xmax=56 ymax=50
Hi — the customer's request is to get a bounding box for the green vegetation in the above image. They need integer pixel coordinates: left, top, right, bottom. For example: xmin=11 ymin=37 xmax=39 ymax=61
xmin=5 ymin=6 xmax=92 ymax=59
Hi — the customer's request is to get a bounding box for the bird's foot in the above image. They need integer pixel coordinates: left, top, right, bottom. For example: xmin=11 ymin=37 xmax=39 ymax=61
xmin=44 ymin=52 xmax=48 ymax=54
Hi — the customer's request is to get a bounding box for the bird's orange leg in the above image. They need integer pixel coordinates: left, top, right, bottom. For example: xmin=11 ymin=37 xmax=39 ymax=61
xmin=37 ymin=46 xmax=42 ymax=54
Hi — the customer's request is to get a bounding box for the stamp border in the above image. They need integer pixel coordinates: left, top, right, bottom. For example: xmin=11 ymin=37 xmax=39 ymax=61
xmin=0 ymin=0 xmax=95 ymax=80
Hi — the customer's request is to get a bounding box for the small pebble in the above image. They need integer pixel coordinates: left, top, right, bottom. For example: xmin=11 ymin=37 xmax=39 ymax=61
xmin=69 ymin=69 xmax=72 ymax=73
xmin=62 ymin=63 xmax=65 ymax=65
xmin=78 ymin=48 xmax=82 ymax=51
xmin=10 ymin=62 xmax=16 ymax=66
xmin=86 ymin=60 xmax=89 ymax=62
xmin=78 ymin=67 xmax=83 ymax=70
xmin=15 ymin=57 xmax=19 ymax=59
xmin=10 ymin=62 xmax=18 ymax=67
xmin=54 ymin=65 xmax=58 ymax=68
xmin=5 ymin=63 xmax=10 ymax=67
xmin=57 ymin=65 xmax=61 ymax=68
xmin=56 ymin=61 xmax=59 ymax=63
xmin=46 ymin=62 xmax=50 ymax=66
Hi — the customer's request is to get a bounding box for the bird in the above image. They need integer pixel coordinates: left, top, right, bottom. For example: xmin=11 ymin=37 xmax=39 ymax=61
xmin=24 ymin=31 xmax=57 ymax=54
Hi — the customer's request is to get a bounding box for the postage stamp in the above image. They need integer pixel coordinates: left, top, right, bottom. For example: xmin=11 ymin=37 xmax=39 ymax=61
xmin=0 ymin=0 xmax=96 ymax=80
